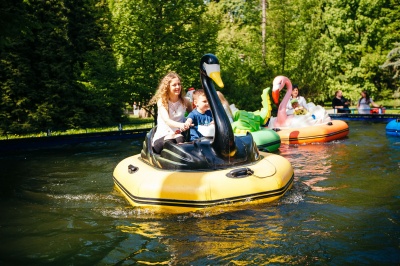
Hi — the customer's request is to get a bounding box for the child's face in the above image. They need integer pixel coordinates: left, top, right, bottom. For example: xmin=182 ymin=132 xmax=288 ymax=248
xmin=292 ymin=102 xmax=299 ymax=108
xmin=195 ymin=95 xmax=209 ymax=113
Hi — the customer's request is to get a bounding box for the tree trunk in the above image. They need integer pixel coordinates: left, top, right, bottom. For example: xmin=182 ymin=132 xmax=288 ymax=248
xmin=261 ymin=0 xmax=266 ymax=65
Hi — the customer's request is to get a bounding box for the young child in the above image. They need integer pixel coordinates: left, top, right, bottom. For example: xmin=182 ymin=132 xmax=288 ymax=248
xmin=291 ymin=99 xmax=308 ymax=115
xmin=186 ymin=89 xmax=214 ymax=141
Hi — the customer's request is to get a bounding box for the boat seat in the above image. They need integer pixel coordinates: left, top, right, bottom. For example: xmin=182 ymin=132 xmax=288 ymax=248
xmin=149 ymin=126 xmax=159 ymax=154
xmin=182 ymin=129 xmax=191 ymax=143
xmin=145 ymin=126 xmax=191 ymax=155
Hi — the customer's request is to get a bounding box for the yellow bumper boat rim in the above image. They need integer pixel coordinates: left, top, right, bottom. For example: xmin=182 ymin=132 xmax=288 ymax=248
xmin=113 ymin=152 xmax=294 ymax=213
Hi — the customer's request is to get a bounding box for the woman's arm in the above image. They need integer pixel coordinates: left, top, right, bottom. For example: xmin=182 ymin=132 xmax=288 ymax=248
xmin=157 ymin=100 xmax=186 ymax=129
xmin=370 ymin=99 xmax=381 ymax=108
xmin=299 ymin=97 xmax=308 ymax=109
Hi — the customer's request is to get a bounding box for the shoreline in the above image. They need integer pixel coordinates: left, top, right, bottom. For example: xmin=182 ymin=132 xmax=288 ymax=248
xmin=0 ymin=128 xmax=151 ymax=152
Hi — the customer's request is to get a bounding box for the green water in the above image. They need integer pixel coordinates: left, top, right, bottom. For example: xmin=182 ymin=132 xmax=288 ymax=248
xmin=0 ymin=121 xmax=399 ymax=265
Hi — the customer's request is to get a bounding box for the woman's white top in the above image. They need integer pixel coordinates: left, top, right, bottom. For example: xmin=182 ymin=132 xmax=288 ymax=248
xmin=152 ymin=100 xmax=186 ymax=145
xmin=286 ymin=96 xmax=308 ymax=115
xmin=358 ymin=98 xmax=374 ymax=114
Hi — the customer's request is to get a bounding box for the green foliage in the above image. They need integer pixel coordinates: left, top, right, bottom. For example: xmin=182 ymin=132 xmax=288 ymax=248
xmin=0 ymin=0 xmax=28 ymax=49
xmin=380 ymin=42 xmax=400 ymax=86
xmin=317 ymin=0 xmax=400 ymax=104
xmin=110 ymin=0 xmax=219 ymax=111
xmin=209 ymin=0 xmax=274 ymax=111
xmin=211 ymin=0 xmax=400 ymax=109
xmin=0 ymin=0 xmax=123 ymax=134
xmin=1 ymin=0 xmax=400 ymax=135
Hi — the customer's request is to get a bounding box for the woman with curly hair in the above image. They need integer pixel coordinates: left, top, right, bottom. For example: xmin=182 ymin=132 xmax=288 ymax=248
xmin=149 ymin=71 xmax=193 ymax=153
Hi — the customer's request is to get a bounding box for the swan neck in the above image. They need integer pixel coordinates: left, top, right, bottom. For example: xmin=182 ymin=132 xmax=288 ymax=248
xmin=201 ymin=74 xmax=236 ymax=157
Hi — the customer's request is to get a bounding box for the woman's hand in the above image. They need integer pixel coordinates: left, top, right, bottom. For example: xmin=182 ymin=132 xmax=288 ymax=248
xmin=183 ymin=118 xmax=194 ymax=131
xmin=180 ymin=121 xmax=192 ymax=132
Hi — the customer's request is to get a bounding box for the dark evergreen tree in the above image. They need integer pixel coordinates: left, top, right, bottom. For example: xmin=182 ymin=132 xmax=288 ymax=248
xmin=0 ymin=0 xmax=122 ymax=134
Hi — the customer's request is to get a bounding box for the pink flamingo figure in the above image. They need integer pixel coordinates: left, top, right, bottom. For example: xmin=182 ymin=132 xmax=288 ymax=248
xmin=270 ymin=76 xmax=330 ymax=128
xmin=272 ymin=76 xmax=294 ymax=127
xmin=267 ymin=76 xmax=348 ymax=144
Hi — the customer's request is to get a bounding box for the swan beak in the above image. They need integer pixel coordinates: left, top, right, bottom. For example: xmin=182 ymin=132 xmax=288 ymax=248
xmin=209 ymin=71 xmax=224 ymax=88
xmin=272 ymin=89 xmax=280 ymax=104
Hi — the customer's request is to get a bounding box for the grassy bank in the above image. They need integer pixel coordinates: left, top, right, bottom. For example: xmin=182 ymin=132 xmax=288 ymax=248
xmin=1 ymin=117 xmax=154 ymax=140
xmin=2 ymin=103 xmax=400 ymax=141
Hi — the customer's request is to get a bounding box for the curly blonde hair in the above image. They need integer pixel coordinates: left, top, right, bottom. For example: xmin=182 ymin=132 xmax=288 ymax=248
xmin=149 ymin=71 xmax=185 ymax=112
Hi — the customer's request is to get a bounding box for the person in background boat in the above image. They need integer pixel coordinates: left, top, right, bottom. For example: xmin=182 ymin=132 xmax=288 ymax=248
xmin=357 ymin=90 xmax=382 ymax=114
xmin=332 ymin=90 xmax=351 ymax=113
xmin=291 ymin=98 xmax=308 ymax=115
xmin=286 ymin=84 xmax=308 ymax=115
xmin=217 ymin=91 xmax=235 ymax=123
xmin=185 ymin=87 xmax=196 ymax=109
xmin=186 ymin=89 xmax=214 ymax=140
xmin=149 ymin=71 xmax=193 ymax=153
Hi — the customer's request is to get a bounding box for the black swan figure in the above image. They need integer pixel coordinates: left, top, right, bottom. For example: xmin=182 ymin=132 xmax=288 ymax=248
xmin=141 ymin=54 xmax=259 ymax=170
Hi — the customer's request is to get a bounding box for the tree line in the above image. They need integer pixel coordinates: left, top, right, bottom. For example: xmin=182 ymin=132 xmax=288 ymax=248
xmin=1 ymin=0 xmax=399 ymax=134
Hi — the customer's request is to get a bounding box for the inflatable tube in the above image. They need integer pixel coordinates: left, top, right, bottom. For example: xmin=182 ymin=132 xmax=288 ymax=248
xmin=272 ymin=120 xmax=349 ymax=144
xmin=270 ymin=76 xmax=349 ymax=144
xmin=113 ymin=151 xmax=294 ymax=213
xmin=386 ymin=119 xmax=400 ymax=137
xmin=235 ymin=127 xmax=281 ymax=152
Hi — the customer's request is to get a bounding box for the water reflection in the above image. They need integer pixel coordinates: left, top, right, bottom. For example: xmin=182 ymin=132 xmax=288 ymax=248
xmin=110 ymin=207 xmax=290 ymax=265
xmin=279 ymin=143 xmax=335 ymax=192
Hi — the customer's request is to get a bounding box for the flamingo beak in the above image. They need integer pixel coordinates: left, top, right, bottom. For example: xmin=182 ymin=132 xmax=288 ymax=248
xmin=209 ymin=71 xmax=224 ymax=88
xmin=272 ymin=89 xmax=280 ymax=105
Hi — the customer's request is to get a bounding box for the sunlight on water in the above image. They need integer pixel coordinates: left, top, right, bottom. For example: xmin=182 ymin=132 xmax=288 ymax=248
xmin=0 ymin=122 xmax=399 ymax=265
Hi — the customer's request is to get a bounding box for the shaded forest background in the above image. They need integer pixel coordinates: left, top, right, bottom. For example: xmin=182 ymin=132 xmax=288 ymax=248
xmin=1 ymin=0 xmax=399 ymax=134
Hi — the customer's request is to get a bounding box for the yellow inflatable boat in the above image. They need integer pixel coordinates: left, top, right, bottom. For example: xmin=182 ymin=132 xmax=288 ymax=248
xmin=113 ymin=151 xmax=293 ymax=213
xmin=113 ymin=54 xmax=294 ymax=213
